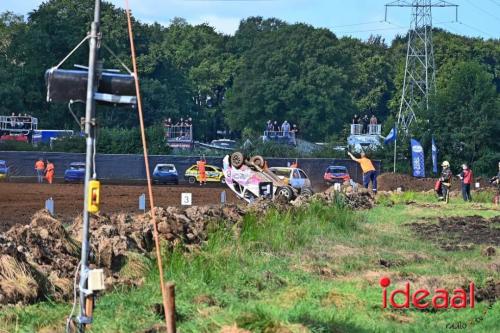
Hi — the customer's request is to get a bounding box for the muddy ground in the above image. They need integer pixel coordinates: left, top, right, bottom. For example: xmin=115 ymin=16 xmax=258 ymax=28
xmin=0 ymin=183 xmax=238 ymax=231
xmin=377 ymin=173 xmax=491 ymax=192
xmin=408 ymin=215 xmax=500 ymax=251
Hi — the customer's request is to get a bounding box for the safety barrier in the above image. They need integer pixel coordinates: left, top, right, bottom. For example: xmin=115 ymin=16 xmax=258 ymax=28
xmin=0 ymin=151 xmax=381 ymax=185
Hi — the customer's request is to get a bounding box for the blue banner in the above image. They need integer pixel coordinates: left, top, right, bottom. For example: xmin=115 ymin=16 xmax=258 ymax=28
xmin=431 ymin=137 xmax=438 ymax=174
xmin=411 ymin=139 xmax=425 ymax=178
xmin=384 ymin=126 xmax=397 ymax=144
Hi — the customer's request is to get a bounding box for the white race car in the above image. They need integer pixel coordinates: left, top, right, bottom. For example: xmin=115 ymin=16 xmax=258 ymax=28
xmin=222 ymin=153 xmax=313 ymax=203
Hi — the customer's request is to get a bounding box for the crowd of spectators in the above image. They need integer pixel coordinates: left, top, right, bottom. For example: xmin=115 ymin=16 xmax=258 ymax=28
xmin=164 ymin=117 xmax=193 ymax=140
xmin=265 ymin=120 xmax=299 ymax=138
xmin=352 ymin=114 xmax=377 ymax=134
xmin=4 ymin=113 xmax=35 ymax=130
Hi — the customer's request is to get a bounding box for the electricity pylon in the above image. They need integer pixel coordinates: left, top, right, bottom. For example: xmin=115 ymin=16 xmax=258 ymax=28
xmin=385 ymin=0 xmax=457 ymax=171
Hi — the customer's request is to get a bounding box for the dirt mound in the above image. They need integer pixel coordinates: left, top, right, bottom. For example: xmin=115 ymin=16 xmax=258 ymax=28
xmin=408 ymin=215 xmax=500 ymax=251
xmin=0 ymin=183 xmax=372 ymax=306
xmin=310 ymin=186 xmax=374 ymax=210
xmin=378 ymin=173 xmax=493 ymax=192
xmin=378 ymin=173 xmax=441 ymax=192
xmin=0 ymin=204 xmax=247 ymax=306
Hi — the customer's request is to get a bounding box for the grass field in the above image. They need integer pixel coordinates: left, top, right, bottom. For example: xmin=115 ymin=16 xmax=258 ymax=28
xmin=0 ymin=192 xmax=499 ymax=333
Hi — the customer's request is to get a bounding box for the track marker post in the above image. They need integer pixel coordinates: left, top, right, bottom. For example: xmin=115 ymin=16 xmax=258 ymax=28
xmin=139 ymin=193 xmax=146 ymax=212
xmin=45 ymin=197 xmax=54 ymax=215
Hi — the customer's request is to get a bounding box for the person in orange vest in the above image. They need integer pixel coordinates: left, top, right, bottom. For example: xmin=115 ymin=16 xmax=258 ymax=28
xmin=197 ymin=158 xmax=207 ymax=186
xmin=34 ymin=158 xmax=45 ymax=183
xmin=45 ymin=160 xmax=55 ymax=184
xmin=348 ymin=151 xmax=377 ymax=193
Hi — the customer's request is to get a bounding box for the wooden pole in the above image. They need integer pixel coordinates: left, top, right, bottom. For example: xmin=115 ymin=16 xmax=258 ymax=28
xmin=84 ymin=296 xmax=94 ymax=330
xmin=166 ymin=283 xmax=176 ymax=333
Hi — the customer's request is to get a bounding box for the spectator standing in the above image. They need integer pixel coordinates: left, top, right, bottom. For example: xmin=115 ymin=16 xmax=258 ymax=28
xmin=362 ymin=115 xmax=369 ymax=134
xmin=348 ymin=151 xmax=377 ymax=193
xmin=273 ymin=121 xmax=279 ymax=133
xmin=458 ymin=164 xmax=473 ymax=201
xmin=370 ymin=115 xmax=377 ymax=125
xmin=352 ymin=114 xmax=359 ymax=124
xmin=266 ymin=120 xmax=273 ymax=134
xmin=35 ymin=158 xmax=45 ymax=183
xmin=281 ymin=120 xmax=290 ymax=137
xmin=164 ymin=118 xmax=172 ymax=139
xmin=45 ymin=160 xmax=55 ymax=184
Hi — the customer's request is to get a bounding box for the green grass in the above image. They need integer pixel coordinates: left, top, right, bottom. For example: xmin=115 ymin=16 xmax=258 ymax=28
xmin=0 ymin=193 xmax=498 ymax=333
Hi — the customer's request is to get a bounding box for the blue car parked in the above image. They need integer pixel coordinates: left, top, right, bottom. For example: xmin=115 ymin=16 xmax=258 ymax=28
xmin=153 ymin=164 xmax=179 ymax=185
xmin=64 ymin=162 xmax=85 ymax=182
xmin=0 ymin=160 xmax=9 ymax=181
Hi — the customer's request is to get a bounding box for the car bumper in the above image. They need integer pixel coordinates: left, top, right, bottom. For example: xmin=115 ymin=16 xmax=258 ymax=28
xmin=64 ymin=175 xmax=84 ymax=182
xmin=325 ymin=178 xmax=348 ymax=184
xmin=155 ymin=176 xmax=179 ymax=183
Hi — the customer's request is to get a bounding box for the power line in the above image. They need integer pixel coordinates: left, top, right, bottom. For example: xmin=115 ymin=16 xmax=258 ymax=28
xmin=464 ymin=0 xmax=500 ymax=23
xmin=458 ymin=21 xmax=495 ymax=38
xmin=486 ymin=0 xmax=500 ymax=8
xmin=335 ymin=26 xmax=407 ymax=34
xmin=458 ymin=20 xmax=495 ymax=38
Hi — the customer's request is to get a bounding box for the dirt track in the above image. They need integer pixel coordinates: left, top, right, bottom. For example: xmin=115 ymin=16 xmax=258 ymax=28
xmin=0 ymin=182 xmax=238 ymax=231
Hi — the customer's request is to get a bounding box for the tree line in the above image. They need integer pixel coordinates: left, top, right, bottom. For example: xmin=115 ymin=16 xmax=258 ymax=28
xmin=0 ymin=0 xmax=498 ymax=173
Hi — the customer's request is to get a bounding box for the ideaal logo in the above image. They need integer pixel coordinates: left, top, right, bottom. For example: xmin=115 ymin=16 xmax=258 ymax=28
xmin=380 ymin=277 xmax=475 ymax=309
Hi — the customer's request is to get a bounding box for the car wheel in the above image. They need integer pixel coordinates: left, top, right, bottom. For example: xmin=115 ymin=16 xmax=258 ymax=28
xmin=188 ymin=176 xmax=196 ymax=184
xmin=220 ymin=177 xmax=226 ymax=184
xmin=276 ymin=186 xmax=294 ymax=201
xmin=231 ymin=152 xmax=244 ymax=169
xmin=250 ymin=155 xmax=264 ymax=168
xmin=301 ymin=187 xmax=313 ymax=197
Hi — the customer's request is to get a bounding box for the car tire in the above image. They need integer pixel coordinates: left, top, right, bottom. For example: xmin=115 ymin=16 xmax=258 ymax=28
xmin=188 ymin=176 xmax=196 ymax=184
xmin=250 ymin=155 xmax=264 ymax=168
xmin=301 ymin=187 xmax=313 ymax=197
xmin=276 ymin=186 xmax=294 ymax=201
xmin=220 ymin=177 xmax=226 ymax=184
xmin=231 ymin=152 xmax=244 ymax=169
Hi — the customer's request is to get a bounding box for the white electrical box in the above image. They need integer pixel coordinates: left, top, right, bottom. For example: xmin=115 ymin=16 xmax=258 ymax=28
xmin=88 ymin=269 xmax=105 ymax=291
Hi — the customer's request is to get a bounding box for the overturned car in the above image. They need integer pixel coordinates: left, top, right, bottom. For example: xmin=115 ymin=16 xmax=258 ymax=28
xmin=222 ymin=152 xmax=313 ymax=203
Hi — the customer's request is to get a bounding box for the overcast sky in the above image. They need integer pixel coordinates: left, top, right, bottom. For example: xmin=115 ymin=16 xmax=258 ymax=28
xmin=1 ymin=0 xmax=499 ymax=41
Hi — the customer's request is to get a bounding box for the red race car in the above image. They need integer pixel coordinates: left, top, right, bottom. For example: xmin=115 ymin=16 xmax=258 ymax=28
xmin=324 ymin=166 xmax=350 ymax=184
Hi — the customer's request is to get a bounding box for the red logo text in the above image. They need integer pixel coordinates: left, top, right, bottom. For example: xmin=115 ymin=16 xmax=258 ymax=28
xmin=380 ymin=277 xmax=475 ymax=309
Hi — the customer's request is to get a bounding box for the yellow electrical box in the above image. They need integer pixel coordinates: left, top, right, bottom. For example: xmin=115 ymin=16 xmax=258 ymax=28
xmin=88 ymin=179 xmax=100 ymax=213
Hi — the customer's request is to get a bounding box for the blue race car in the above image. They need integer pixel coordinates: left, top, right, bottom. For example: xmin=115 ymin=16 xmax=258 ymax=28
xmin=64 ymin=162 xmax=85 ymax=182
xmin=0 ymin=160 xmax=9 ymax=181
xmin=153 ymin=163 xmax=179 ymax=185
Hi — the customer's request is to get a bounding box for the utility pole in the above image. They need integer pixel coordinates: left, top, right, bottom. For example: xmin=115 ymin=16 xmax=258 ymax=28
xmin=385 ymin=0 xmax=457 ymax=172
xmin=77 ymin=0 xmax=101 ymax=331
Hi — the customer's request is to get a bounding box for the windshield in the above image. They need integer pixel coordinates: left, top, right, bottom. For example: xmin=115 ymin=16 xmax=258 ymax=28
xmin=271 ymin=169 xmax=290 ymax=177
xmin=327 ymin=167 xmax=346 ymax=174
xmin=70 ymin=165 xmax=84 ymax=170
xmin=158 ymin=165 xmax=175 ymax=172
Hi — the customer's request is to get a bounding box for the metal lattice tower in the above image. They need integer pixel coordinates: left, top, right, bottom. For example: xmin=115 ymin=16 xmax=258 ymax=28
xmin=386 ymin=0 xmax=458 ymax=135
